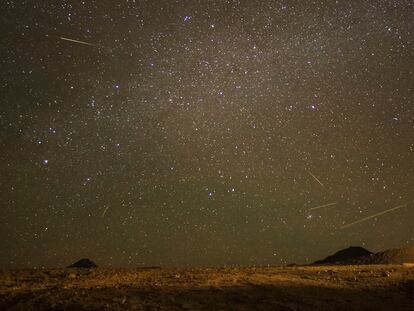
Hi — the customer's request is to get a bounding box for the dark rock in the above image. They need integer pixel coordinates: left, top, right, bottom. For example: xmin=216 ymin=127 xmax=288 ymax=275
xmin=381 ymin=271 xmax=391 ymax=277
xmin=67 ymin=258 xmax=97 ymax=268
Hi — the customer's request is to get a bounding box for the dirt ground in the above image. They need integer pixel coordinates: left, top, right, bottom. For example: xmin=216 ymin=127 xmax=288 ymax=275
xmin=0 ymin=264 xmax=413 ymax=310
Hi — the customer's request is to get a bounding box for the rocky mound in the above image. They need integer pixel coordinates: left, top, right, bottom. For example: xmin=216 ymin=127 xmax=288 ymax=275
xmin=313 ymin=246 xmax=373 ymax=265
xmin=68 ymin=258 xmax=97 ymax=268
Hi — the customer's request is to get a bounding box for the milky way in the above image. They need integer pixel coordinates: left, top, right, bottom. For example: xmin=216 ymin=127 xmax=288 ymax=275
xmin=1 ymin=0 xmax=413 ymax=268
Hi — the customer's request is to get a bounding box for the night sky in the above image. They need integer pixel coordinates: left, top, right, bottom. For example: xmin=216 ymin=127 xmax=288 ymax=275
xmin=1 ymin=0 xmax=413 ymax=268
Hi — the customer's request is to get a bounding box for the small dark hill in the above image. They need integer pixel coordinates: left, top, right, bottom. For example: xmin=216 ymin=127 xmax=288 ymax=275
xmin=68 ymin=258 xmax=97 ymax=268
xmin=313 ymin=246 xmax=372 ymax=265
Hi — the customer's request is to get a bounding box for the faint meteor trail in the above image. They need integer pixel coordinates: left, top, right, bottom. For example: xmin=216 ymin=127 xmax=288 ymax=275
xmin=305 ymin=169 xmax=324 ymax=187
xmin=309 ymin=202 xmax=337 ymax=211
xmin=59 ymin=36 xmax=94 ymax=46
xmin=340 ymin=202 xmax=411 ymax=229
xmin=101 ymin=206 xmax=110 ymax=217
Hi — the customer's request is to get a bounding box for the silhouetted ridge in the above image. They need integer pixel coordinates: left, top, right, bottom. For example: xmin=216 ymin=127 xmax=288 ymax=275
xmin=365 ymin=246 xmax=414 ymax=264
xmin=68 ymin=258 xmax=97 ymax=268
xmin=314 ymin=246 xmax=372 ymax=264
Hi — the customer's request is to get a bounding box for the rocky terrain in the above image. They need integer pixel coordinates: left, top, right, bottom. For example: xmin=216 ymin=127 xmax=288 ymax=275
xmin=1 ymin=264 xmax=413 ymax=310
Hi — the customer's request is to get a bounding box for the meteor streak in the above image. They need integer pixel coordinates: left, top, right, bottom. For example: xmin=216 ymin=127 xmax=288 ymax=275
xmin=340 ymin=202 xmax=411 ymax=229
xmin=59 ymin=36 xmax=94 ymax=46
xmin=305 ymin=169 xmax=324 ymax=187
xmin=102 ymin=206 xmax=110 ymax=217
xmin=309 ymin=202 xmax=337 ymax=211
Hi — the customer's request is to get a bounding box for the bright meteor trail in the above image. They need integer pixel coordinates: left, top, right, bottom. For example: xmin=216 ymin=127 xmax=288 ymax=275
xmin=305 ymin=169 xmax=325 ymax=188
xmin=59 ymin=36 xmax=94 ymax=46
xmin=340 ymin=202 xmax=412 ymax=229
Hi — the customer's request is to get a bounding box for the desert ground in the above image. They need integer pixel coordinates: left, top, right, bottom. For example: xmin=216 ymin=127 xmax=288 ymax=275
xmin=1 ymin=265 xmax=413 ymax=310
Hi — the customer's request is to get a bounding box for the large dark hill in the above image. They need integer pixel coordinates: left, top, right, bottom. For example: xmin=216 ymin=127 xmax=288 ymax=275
xmin=313 ymin=246 xmax=373 ymax=265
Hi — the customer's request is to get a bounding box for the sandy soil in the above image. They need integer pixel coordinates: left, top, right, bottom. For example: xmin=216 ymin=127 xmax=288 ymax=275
xmin=1 ymin=265 xmax=413 ymax=310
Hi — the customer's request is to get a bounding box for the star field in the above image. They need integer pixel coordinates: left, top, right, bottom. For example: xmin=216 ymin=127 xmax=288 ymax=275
xmin=1 ymin=0 xmax=414 ymax=268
